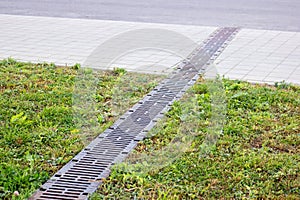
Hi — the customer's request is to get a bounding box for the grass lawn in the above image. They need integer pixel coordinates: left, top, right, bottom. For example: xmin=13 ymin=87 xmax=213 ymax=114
xmin=92 ymin=79 xmax=300 ymax=199
xmin=0 ymin=58 xmax=163 ymax=199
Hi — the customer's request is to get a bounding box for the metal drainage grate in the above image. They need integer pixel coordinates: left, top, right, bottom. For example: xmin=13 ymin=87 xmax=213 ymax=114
xmin=30 ymin=27 xmax=239 ymax=200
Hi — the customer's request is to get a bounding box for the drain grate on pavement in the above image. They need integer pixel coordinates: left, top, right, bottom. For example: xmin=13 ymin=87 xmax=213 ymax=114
xmin=30 ymin=27 xmax=239 ymax=200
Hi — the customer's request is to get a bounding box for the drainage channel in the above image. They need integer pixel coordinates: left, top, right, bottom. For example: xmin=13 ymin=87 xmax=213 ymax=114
xmin=30 ymin=27 xmax=239 ymax=200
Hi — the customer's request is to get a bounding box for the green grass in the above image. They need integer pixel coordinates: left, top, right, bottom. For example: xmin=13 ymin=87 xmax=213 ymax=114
xmin=92 ymin=79 xmax=300 ymax=199
xmin=0 ymin=58 xmax=163 ymax=199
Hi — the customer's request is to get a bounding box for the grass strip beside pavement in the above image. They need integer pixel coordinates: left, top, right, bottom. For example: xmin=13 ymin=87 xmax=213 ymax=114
xmin=0 ymin=58 xmax=163 ymax=199
xmin=93 ymin=79 xmax=300 ymax=199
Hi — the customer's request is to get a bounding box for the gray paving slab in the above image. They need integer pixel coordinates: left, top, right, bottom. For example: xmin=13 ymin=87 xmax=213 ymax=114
xmin=0 ymin=14 xmax=299 ymax=85
xmin=0 ymin=14 xmax=216 ymax=74
xmin=215 ymin=29 xmax=300 ymax=85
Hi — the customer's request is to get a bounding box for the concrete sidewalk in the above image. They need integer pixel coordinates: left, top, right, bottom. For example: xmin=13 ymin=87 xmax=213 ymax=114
xmin=0 ymin=14 xmax=299 ymax=84
xmin=216 ymin=29 xmax=300 ymax=84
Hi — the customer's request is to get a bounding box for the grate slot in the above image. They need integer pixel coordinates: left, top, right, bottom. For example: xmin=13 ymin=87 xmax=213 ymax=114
xmin=64 ymin=191 xmax=83 ymax=196
xmin=52 ymin=180 xmax=91 ymax=186
xmin=41 ymin=189 xmax=65 ymax=194
xmin=67 ymin=169 xmax=102 ymax=175
xmin=40 ymin=192 xmax=79 ymax=198
xmin=73 ymin=164 xmax=106 ymax=170
xmin=51 ymin=184 xmax=87 ymax=190
xmin=39 ymin=193 xmax=78 ymax=200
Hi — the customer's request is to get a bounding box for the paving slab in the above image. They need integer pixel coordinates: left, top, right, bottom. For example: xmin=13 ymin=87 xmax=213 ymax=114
xmin=0 ymin=14 xmax=216 ymax=74
xmin=215 ymin=29 xmax=300 ymax=85
xmin=0 ymin=14 xmax=299 ymax=85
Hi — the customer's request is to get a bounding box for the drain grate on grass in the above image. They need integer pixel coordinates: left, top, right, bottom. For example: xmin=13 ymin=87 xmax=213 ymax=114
xmin=30 ymin=27 xmax=239 ymax=199
xmin=0 ymin=62 xmax=162 ymax=199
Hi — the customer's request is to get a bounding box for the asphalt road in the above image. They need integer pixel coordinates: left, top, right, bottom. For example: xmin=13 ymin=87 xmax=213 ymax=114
xmin=1 ymin=0 xmax=300 ymax=31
